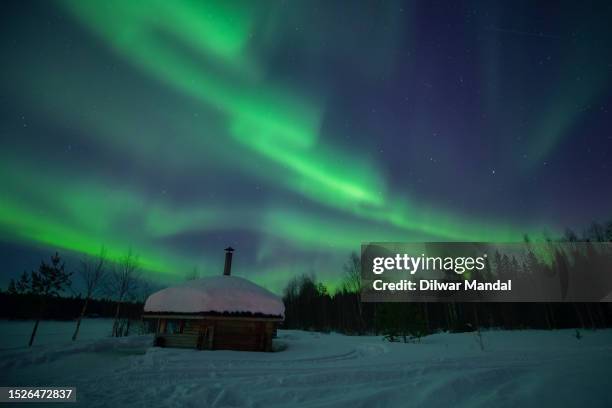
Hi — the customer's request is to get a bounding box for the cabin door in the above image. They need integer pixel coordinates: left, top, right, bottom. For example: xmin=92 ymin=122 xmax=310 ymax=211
xmin=196 ymin=325 xmax=215 ymax=350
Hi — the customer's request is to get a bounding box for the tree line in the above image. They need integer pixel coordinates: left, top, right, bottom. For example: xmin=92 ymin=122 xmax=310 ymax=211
xmin=0 ymin=292 xmax=143 ymax=320
xmin=281 ymin=221 xmax=612 ymax=341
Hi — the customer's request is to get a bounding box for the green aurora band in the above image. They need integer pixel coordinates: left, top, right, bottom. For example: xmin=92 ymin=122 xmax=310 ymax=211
xmin=3 ymin=0 xmax=594 ymax=291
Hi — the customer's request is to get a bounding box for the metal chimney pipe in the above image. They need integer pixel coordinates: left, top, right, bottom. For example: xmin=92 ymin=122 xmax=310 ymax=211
xmin=223 ymin=247 xmax=234 ymax=276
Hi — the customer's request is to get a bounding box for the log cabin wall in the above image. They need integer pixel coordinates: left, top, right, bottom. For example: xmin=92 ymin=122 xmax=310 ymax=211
xmin=154 ymin=318 xmax=198 ymax=348
xmin=212 ymin=320 xmax=274 ymax=352
xmin=151 ymin=317 xmax=278 ymax=351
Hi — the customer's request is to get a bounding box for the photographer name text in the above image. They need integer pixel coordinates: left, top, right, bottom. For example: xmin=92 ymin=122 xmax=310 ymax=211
xmin=372 ymin=279 xmax=512 ymax=292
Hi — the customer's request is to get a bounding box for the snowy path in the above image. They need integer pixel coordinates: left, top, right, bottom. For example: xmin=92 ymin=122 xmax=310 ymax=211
xmin=2 ymin=328 xmax=612 ymax=407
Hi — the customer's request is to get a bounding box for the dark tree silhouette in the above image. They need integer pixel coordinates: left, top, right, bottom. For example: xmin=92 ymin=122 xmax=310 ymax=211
xmin=108 ymin=249 xmax=141 ymax=337
xmin=11 ymin=253 xmax=73 ymax=347
xmin=342 ymin=252 xmax=365 ymax=333
xmin=73 ymin=246 xmax=108 ymax=341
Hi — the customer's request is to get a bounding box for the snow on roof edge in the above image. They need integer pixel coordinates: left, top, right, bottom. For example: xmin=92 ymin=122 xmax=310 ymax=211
xmin=144 ymin=275 xmax=285 ymax=318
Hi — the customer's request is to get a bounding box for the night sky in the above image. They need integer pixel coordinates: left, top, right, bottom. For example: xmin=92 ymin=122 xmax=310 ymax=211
xmin=1 ymin=0 xmax=611 ymax=292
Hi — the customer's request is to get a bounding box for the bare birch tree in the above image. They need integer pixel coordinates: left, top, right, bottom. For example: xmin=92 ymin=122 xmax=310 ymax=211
xmin=72 ymin=246 xmax=107 ymax=341
xmin=343 ymin=252 xmax=365 ymax=333
xmin=108 ymin=249 xmax=141 ymax=337
xmin=185 ymin=266 xmax=199 ymax=281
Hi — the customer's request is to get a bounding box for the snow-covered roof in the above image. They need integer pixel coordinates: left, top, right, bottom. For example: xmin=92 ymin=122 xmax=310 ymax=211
xmin=144 ymin=276 xmax=284 ymax=318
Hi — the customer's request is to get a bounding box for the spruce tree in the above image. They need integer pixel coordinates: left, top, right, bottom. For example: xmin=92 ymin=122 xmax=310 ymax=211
xmin=18 ymin=253 xmax=73 ymax=347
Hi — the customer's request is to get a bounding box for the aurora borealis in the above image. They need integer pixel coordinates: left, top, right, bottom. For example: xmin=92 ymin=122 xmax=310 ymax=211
xmin=1 ymin=1 xmax=611 ymax=292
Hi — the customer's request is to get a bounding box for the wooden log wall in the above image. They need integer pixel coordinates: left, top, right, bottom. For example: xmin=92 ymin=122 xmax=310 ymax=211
xmin=153 ymin=318 xmax=278 ymax=352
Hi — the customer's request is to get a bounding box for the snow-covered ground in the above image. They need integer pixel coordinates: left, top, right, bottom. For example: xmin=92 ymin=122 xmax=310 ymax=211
xmin=2 ymin=321 xmax=612 ymax=407
xmin=0 ymin=318 xmax=115 ymax=349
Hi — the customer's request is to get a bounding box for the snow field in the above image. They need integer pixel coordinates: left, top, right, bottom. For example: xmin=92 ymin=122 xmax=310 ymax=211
xmin=2 ymin=321 xmax=612 ymax=408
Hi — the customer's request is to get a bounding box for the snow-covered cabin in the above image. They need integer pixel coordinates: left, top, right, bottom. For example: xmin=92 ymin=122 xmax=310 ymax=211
xmin=143 ymin=248 xmax=284 ymax=352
